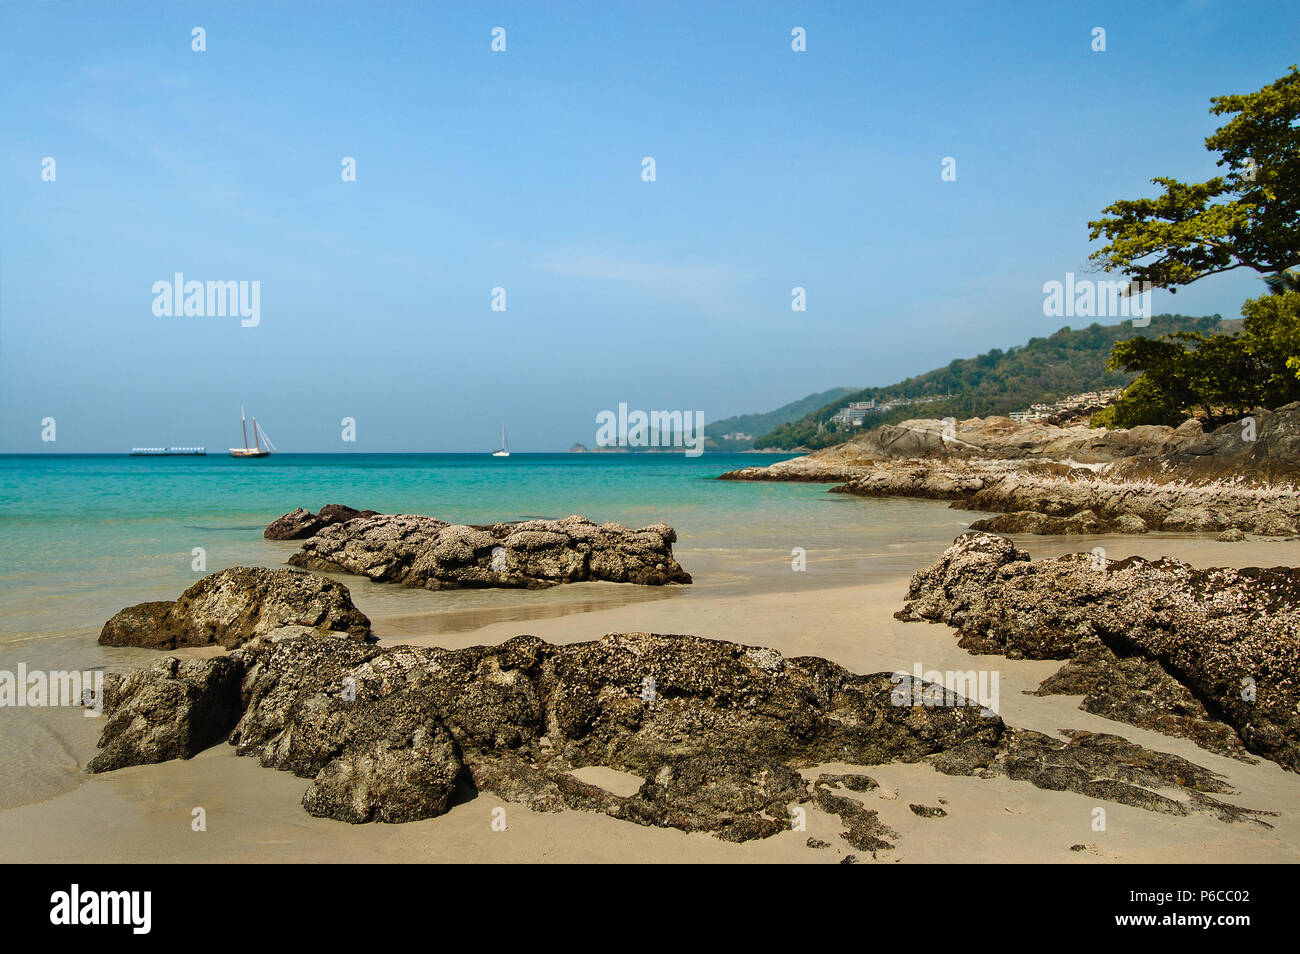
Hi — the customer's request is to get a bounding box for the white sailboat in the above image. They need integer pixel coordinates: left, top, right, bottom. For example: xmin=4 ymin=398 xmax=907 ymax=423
xmin=492 ymin=425 xmax=510 ymax=457
xmin=230 ymin=406 xmax=276 ymax=458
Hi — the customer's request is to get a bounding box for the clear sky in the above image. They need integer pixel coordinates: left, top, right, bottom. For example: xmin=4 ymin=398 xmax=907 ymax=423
xmin=2 ymin=0 xmax=1296 ymax=452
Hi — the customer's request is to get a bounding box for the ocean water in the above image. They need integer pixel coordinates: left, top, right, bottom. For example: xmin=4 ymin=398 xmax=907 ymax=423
xmin=0 ymin=452 xmax=980 ymax=641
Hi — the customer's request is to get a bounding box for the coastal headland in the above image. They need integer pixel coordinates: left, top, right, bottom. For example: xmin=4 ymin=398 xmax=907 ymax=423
xmin=720 ymin=404 xmax=1300 ymax=537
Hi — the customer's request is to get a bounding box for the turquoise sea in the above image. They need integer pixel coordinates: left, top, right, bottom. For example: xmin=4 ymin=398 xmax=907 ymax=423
xmin=0 ymin=452 xmax=981 ymax=641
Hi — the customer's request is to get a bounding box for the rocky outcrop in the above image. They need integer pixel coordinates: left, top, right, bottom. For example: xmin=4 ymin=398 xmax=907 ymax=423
xmin=98 ymin=566 xmax=372 ymax=649
xmin=285 ymin=513 xmax=692 ymax=589
xmin=969 ymin=508 xmax=1146 ymax=535
xmin=897 ymin=532 xmax=1300 ymax=771
xmin=721 ymin=407 xmax=1300 ymax=536
xmin=827 ymin=461 xmax=1300 ymax=536
xmin=89 ymin=629 xmax=1263 ymax=844
xmin=1032 ymin=637 xmax=1254 ymax=762
xmin=959 ymin=471 xmax=1298 ymax=536
xmin=933 ymin=728 xmax=1270 ymax=824
xmin=1113 ymin=402 xmax=1300 ymax=484
xmin=729 ymin=405 xmax=1300 ymax=477
xmin=264 ymin=505 xmax=378 ymax=541
xmin=721 ymin=414 xmax=1200 ymax=482
xmin=87 ymin=655 xmax=246 ymax=773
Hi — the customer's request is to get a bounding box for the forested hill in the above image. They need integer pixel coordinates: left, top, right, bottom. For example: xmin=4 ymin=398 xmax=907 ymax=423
xmin=756 ymin=315 xmax=1230 ymax=450
xmin=705 ymin=387 xmax=855 ymax=449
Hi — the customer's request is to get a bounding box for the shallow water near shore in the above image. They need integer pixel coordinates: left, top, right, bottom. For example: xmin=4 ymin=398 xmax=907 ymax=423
xmin=0 ymin=452 xmax=989 ymax=640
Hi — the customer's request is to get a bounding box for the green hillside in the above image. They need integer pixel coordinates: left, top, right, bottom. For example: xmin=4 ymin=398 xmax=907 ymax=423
xmin=705 ymin=387 xmax=855 ymax=450
xmin=756 ymin=316 xmax=1230 ymax=450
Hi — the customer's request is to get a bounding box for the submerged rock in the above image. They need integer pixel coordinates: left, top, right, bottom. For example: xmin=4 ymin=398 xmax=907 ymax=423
xmin=98 ymin=566 xmax=372 ymax=649
xmin=285 ymin=513 xmax=692 ymax=589
xmin=898 ymin=532 xmax=1300 ymax=771
xmin=89 ymin=629 xmax=1262 ymax=843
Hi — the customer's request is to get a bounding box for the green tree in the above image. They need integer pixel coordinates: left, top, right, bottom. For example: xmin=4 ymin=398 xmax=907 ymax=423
xmin=1092 ymin=336 xmax=1210 ymax=428
xmin=1242 ymin=290 xmax=1300 ymax=400
xmin=1091 ymin=373 xmax=1187 ymax=429
xmin=1088 ymin=66 xmax=1300 ymax=290
xmin=1087 ymin=68 xmax=1300 ymax=428
xmin=1092 ymin=291 xmax=1300 ymax=428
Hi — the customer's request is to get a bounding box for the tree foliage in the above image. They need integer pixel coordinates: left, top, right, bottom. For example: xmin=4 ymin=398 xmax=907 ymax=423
xmin=1088 ymin=66 xmax=1300 ymax=289
xmin=1092 ymin=291 xmax=1300 ymax=428
xmin=1088 ymin=68 xmax=1300 ymax=428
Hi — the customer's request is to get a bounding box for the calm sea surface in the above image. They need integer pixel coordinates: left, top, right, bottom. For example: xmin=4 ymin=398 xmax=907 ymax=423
xmin=0 ymin=452 xmax=979 ymax=640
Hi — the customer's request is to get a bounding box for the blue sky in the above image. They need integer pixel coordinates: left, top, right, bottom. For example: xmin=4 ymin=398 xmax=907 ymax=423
xmin=2 ymin=0 xmax=1296 ymax=452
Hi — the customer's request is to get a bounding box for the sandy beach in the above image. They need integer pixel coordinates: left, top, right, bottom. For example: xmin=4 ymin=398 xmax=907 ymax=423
xmin=4 ymin=530 xmax=1298 ymax=864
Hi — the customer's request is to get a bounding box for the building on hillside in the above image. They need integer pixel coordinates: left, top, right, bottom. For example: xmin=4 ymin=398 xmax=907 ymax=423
xmin=1009 ymin=387 xmax=1127 ymax=423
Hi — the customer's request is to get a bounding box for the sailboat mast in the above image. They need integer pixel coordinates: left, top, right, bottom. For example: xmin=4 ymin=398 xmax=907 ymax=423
xmin=241 ymin=406 xmax=250 ymax=451
xmin=253 ymin=418 xmax=262 ymax=452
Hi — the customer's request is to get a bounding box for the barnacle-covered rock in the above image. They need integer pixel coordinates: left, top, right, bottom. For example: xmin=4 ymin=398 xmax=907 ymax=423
xmin=283 ymin=512 xmax=692 ymax=589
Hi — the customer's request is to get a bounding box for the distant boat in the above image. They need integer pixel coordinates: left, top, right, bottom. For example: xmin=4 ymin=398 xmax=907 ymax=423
xmin=130 ymin=446 xmax=206 ymax=456
xmin=230 ymin=406 xmax=276 ymax=458
xmin=492 ymin=425 xmax=510 ymax=457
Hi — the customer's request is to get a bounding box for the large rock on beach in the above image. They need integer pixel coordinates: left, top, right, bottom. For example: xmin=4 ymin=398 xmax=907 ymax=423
xmin=283 ymin=512 xmax=692 ymax=589
xmin=87 ymin=655 xmax=246 ymax=773
xmin=897 ymin=531 xmax=1300 ymax=771
xmin=89 ymin=627 xmax=1264 ymax=841
xmin=98 ymin=566 xmax=372 ymax=649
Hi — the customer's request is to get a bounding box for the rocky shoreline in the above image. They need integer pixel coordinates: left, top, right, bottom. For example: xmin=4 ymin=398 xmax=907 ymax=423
xmin=721 ymin=404 xmax=1300 ymax=537
xmin=82 ymin=547 xmax=1283 ymax=847
xmin=898 ymin=532 xmax=1300 ymax=772
xmin=76 ymin=491 xmax=1295 ymax=854
xmin=87 ymin=624 xmax=1269 ymax=844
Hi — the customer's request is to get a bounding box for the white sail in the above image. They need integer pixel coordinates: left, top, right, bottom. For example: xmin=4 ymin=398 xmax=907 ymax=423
xmin=253 ymin=419 xmax=278 ymax=452
xmin=231 ymin=407 xmax=273 ymax=457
